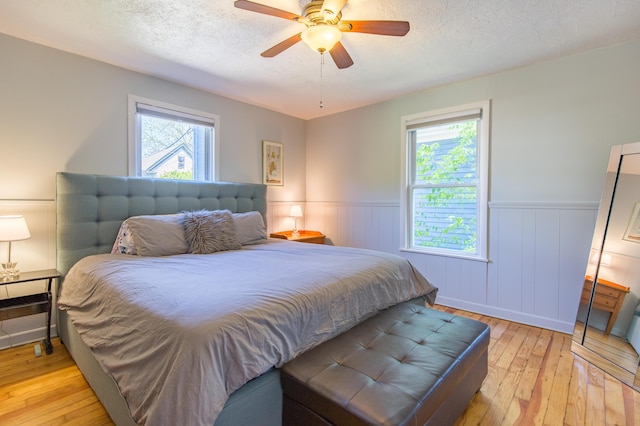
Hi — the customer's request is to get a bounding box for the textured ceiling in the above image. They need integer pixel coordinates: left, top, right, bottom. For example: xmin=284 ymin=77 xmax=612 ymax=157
xmin=1 ymin=0 xmax=640 ymax=120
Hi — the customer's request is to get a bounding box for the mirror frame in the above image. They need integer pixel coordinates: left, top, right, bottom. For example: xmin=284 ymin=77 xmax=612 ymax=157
xmin=571 ymin=141 xmax=640 ymax=390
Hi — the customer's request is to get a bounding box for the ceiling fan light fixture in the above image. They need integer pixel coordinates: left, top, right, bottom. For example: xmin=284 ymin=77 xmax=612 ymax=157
xmin=301 ymin=24 xmax=342 ymax=53
xmin=235 ymin=0 xmax=409 ymax=69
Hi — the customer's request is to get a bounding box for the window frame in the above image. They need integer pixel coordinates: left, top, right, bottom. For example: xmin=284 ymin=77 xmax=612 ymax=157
xmin=127 ymin=95 xmax=220 ymax=181
xmin=400 ymin=100 xmax=490 ymax=261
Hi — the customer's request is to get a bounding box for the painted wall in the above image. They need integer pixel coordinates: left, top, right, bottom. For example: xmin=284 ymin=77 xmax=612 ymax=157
xmin=0 ymin=33 xmax=307 ymax=201
xmin=306 ymin=39 xmax=640 ymax=204
xmin=0 ymin=33 xmax=306 ymax=348
xmin=305 ymin=38 xmax=640 ymax=333
xmin=2 ymin=30 xmax=640 ymax=346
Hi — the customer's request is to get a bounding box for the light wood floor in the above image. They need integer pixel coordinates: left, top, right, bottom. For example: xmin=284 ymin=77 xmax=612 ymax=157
xmin=573 ymin=320 xmax=640 ymax=375
xmin=2 ymin=306 xmax=640 ymax=425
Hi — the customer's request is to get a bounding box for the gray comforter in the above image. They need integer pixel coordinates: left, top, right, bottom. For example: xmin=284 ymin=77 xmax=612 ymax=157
xmin=58 ymin=240 xmax=437 ymax=425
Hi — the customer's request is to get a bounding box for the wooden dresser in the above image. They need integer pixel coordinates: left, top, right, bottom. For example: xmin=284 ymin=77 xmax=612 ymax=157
xmin=581 ymin=276 xmax=630 ymax=335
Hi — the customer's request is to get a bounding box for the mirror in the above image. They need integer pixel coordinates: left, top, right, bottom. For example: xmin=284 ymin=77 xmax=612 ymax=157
xmin=572 ymin=142 xmax=640 ymax=390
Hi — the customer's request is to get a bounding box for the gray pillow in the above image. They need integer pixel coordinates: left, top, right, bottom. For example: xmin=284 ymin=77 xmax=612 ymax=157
xmin=125 ymin=214 xmax=188 ymax=257
xmin=182 ymin=210 xmax=241 ymax=254
xmin=232 ymin=211 xmax=267 ymax=245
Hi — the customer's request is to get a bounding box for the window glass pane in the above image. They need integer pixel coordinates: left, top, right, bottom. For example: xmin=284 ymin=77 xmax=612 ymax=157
xmin=414 ymin=119 xmax=477 ymax=185
xmin=412 ymin=186 xmax=477 ymax=252
xmin=403 ymin=101 xmax=488 ymax=259
xmin=138 ymin=114 xmax=212 ymax=181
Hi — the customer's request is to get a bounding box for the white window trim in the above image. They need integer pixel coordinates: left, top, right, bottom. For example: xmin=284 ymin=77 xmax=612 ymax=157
xmin=127 ymin=95 xmax=220 ymax=181
xmin=400 ymin=100 xmax=490 ymax=262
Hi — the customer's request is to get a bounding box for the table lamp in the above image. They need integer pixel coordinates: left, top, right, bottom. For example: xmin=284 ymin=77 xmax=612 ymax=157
xmin=290 ymin=205 xmax=303 ymax=238
xmin=0 ymin=215 xmax=31 ymax=277
xmin=590 ymin=252 xmax=612 ymax=267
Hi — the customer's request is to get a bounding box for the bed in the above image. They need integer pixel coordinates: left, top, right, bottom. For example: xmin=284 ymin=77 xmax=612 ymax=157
xmin=55 ymin=172 xmax=438 ymax=426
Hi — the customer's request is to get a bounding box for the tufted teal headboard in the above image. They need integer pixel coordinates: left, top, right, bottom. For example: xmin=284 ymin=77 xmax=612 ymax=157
xmin=56 ymin=172 xmax=267 ymax=275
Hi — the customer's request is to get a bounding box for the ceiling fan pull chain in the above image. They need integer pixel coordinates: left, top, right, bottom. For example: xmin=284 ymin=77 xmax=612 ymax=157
xmin=319 ymin=52 xmax=325 ymax=109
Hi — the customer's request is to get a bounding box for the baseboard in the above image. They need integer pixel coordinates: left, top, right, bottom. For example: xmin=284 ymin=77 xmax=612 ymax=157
xmin=436 ymin=296 xmax=575 ymax=334
xmin=0 ymin=324 xmax=57 ymax=350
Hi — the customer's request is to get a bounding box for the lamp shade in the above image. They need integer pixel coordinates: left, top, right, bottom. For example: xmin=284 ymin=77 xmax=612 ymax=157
xmin=590 ymin=252 xmax=612 ymax=267
xmin=289 ymin=205 xmax=303 ymax=218
xmin=0 ymin=215 xmax=31 ymax=241
xmin=301 ymin=24 xmax=342 ymax=53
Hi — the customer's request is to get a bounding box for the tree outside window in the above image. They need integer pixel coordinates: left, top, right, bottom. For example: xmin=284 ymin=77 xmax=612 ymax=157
xmin=412 ymin=120 xmax=478 ymax=252
xmin=404 ymin=101 xmax=489 ymax=260
xmin=129 ymin=96 xmax=217 ymax=182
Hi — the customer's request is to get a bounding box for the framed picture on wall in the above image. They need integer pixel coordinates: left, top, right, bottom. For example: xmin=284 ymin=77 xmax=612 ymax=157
xmin=623 ymin=201 xmax=640 ymax=243
xmin=262 ymin=140 xmax=284 ymax=186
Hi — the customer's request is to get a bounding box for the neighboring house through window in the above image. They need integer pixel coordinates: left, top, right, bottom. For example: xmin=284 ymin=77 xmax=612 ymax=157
xmin=128 ymin=95 xmax=219 ymax=181
xmin=401 ymin=101 xmax=490 ymax=261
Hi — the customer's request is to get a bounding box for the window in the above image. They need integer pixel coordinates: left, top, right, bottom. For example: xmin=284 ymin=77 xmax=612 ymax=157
xmin=401 ymin=101 xmax=490 ymax=260
xmin=128 ymin=96 xmax=219 ymax=181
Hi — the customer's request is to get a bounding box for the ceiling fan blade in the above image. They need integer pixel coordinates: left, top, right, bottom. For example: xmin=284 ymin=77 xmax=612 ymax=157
xmin=329 ymin=42 xmax=354 ymax=69
xmin=321 ymin=0 xmax=348 ymax=16
xmin=261 ymin=33 xmax=303 ymax=57
xmin=341 ymin=20 xmax=410 ymax=36
xmin=234 ymin=0 xmax=303 ymax=21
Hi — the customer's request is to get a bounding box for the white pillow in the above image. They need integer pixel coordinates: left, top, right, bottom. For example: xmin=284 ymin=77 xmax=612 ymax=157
xmin=110 ymin=210 xmax=267 ymax=256
xmin=111 ymin=214 xmax=188 ymax=257
xmin=111 ymin=221 xmax=137 ymax=255
xmin=233 ymin=211 xmax=267 ymax=245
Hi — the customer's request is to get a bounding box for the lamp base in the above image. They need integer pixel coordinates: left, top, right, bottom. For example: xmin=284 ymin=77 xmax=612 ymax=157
xmin=292 ymin=229 xmax=300 ymax=238
xmin=2 ymin=262 xmax=19 ymax=278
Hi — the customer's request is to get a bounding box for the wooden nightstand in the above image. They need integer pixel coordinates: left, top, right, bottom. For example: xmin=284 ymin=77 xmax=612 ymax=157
xmin=0 ymin=269 xmax=60 ymax=354
xmin=581 ymin=275 xmax=630 ymax=335
xmin=270 ymin=230 xmax=326 ymax=244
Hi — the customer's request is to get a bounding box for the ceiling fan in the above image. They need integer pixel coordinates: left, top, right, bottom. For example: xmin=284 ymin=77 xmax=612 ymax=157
xmin=234 ymin=0 xmax=410 ymax=69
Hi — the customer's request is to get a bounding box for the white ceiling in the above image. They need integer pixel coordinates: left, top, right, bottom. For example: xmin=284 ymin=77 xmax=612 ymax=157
xmin=1 ymin=0 xmax=640 ymax=120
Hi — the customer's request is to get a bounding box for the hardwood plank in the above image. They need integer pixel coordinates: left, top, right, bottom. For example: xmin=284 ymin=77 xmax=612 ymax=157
xmin=481 ymin=324 xmax=531 ymax=424
xmin=514 ymin=327 xmax=546 ymax=400
xmin=499 ymin=326 xmax=544 ymax=425
xmin=585 ymin=362 xmax=606 ymax=425
xmin=0 ymin=339 xmax=111 ymax=426
xmin=622 ymin=384 xmax=638 ymax=425
xmin=445 ymin=305 xmax=640 ymax=426
xmin=2 ymin=306 xmax=640 ymax=425
xmin=564 ymin=353 xmax=588 ymax=425
xmin=5 ymin=388 xmax=98 ymax=425
xmin=517 ymin=330 xmax=564 ymax=425
xmin=19 ymin=388 xmax=100 ymax=426
xmin=542 ymin=334 xmax=573 ymax=425
xmin=604 ymin=372 xmax=626 ymax=425
xmin=0 ymin=371 xmax=88 ymax=417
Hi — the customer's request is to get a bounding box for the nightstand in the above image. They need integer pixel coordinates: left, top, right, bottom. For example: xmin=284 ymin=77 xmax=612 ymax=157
xmin=0 ymin=269 xmax=60 ymax=354
xmin=581 ymin=275 xmax=630 ymax=335
xmin=270 ymin=230 xmax=326 ymax=244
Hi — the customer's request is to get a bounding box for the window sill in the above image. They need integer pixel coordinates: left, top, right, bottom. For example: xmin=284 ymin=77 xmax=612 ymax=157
xmin=399 ymin=248 xmax=489 ymax=263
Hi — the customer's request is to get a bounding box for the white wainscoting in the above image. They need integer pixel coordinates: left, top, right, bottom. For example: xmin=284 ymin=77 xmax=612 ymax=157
xmin=486 ymin=202 xmax=597 ymax=333
xmin=270 ymin=201 xmax=598 ymax=334
xmin=0 ymin=200 xmax=596 ymax=349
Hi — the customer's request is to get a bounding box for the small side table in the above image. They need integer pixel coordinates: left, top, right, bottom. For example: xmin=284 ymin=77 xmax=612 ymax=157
xmin=270 ymin=230 xmax=326 ymax=244
xmin=581 ymin=275 xmax=630 ymax=335
xmin=0 ymin=269 xmax=60 ymax=354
